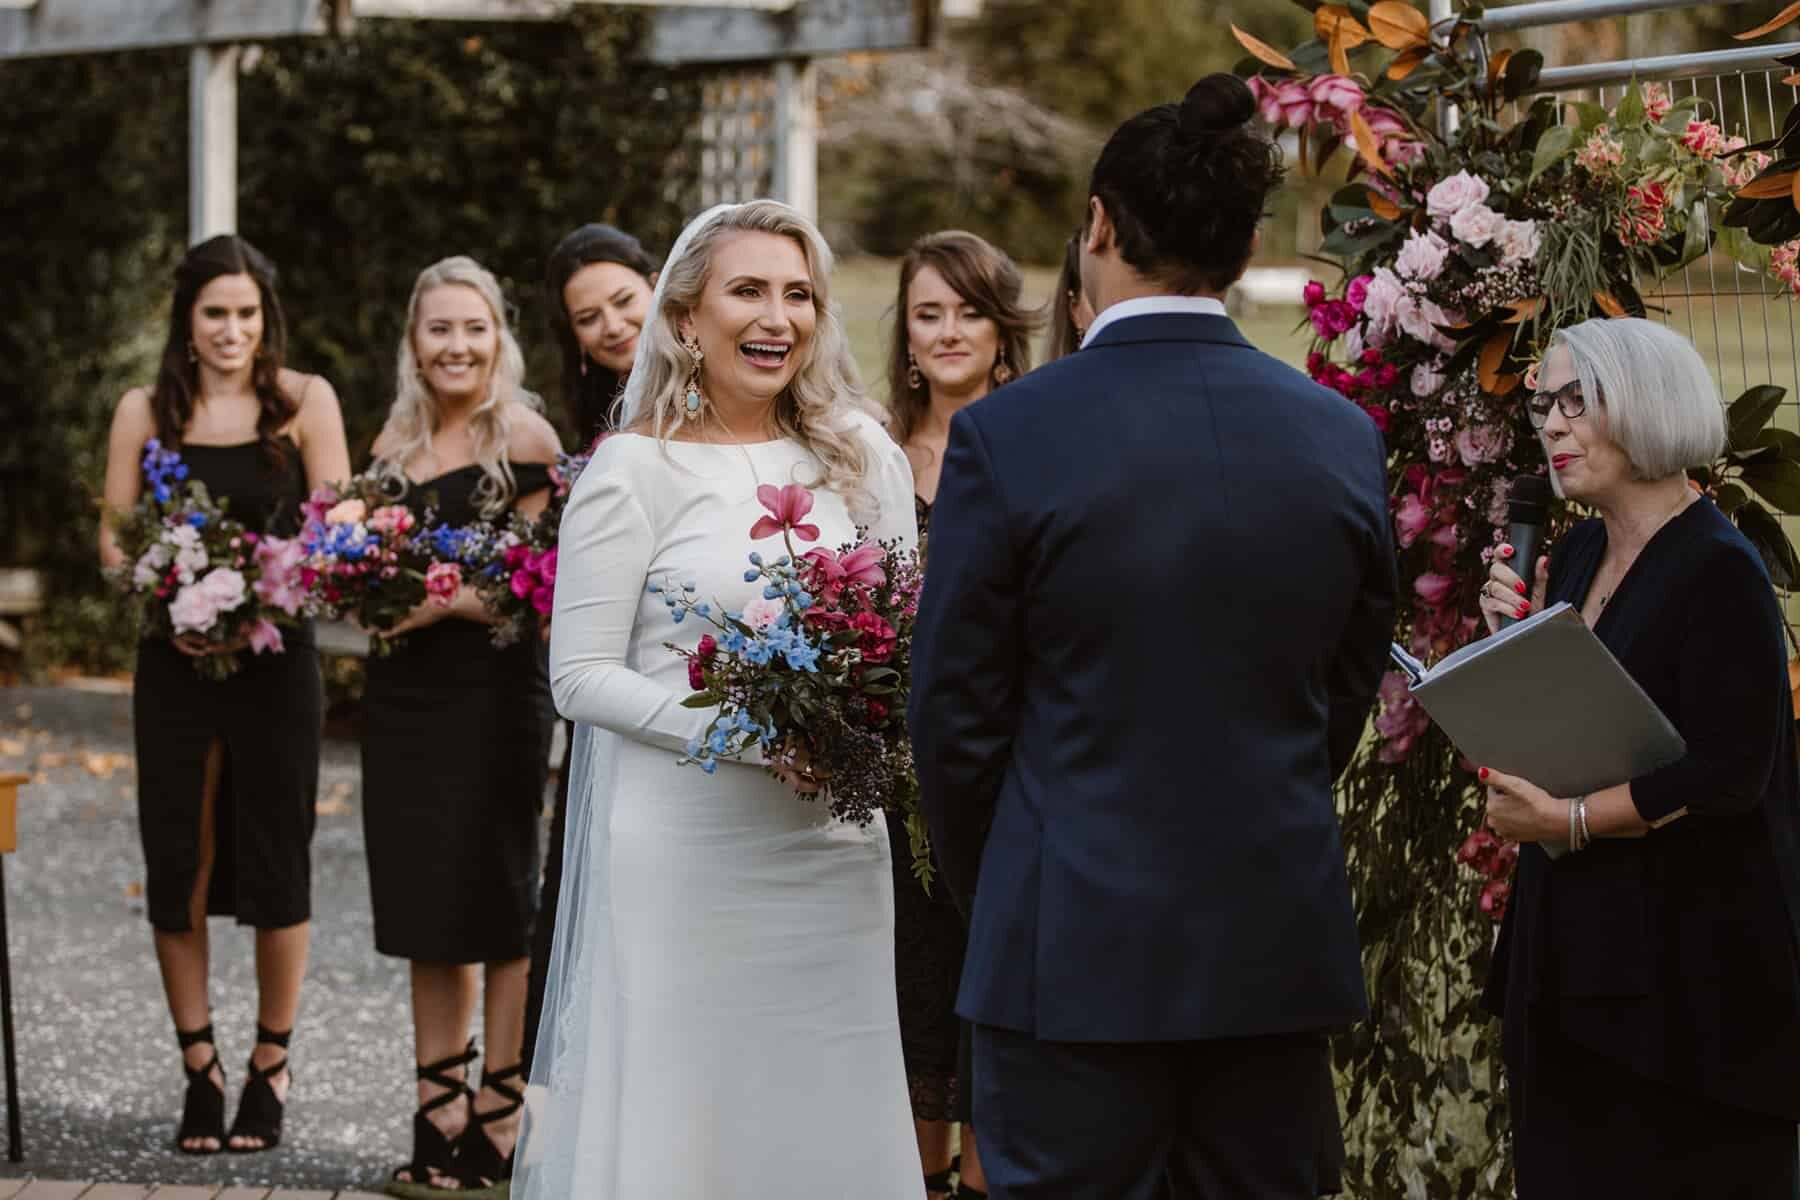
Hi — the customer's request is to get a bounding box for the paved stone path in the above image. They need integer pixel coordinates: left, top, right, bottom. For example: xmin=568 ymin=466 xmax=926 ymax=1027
xmin=0 ymin=683 xmax=489 ymax=1191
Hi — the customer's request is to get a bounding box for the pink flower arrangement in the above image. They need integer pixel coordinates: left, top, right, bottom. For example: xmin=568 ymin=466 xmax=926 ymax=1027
xmin=1456 ymin=828 xmax=1520 ymax=921
xmin=1618 ymin=181 xmax=1671 ymax=244
xmin=1772 ymin=240 xmax=1800 ymax=297
xmin=1425 ymin=170 xmax=1489 ymax=221
xmin=424 ymin=561 xmax=463 ymax=607
xmin=1373 ymin=671 xmax=1430 ymax=764
xmin=1679 ymin=119 xmax=1725 ymax=159
xmin=1575 ymin=126 xmax=1626 ymax=174
xmin=1641 ymin=81 xmax=1672 ymax=123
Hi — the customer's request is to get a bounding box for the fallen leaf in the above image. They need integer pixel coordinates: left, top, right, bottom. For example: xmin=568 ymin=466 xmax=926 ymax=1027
xmin=1735 ymin=0 xmax=1800 ymax=40
xmin=1486 ymin=49 xmax=1515 ymax=101
xmin=1503 ymin=297 xmax=1546 ymax=324
xmin=1231 ymin=23 xmax=1298 ymax=72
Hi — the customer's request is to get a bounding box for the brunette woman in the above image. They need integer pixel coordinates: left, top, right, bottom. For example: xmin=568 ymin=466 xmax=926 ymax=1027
xmin=884 ymin=230 xmax=1040 ymax=1200
xmin=1044 ymin=230 xmax=1097 ymax=362
xmin=521 ymin=225 xmax=658 ymax=1075
xmin=99 ymin=234 xmax=351 ymax=1156
xmin=360 ymin=256 xmax=561 ymax=1193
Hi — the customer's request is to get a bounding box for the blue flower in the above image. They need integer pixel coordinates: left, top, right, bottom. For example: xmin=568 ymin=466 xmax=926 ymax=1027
xmin=699 ymin=758 xmax=718 ymax=775
xmin=743 ymin=569 xmax=760 ymax=583
xmin=744 ymin=638 xmax=775 ymax=666
xmin=707 ymin=727 xmax=733 ymax=755
xmin=685 ymin=737 xmax=702 ymax=758
xmin=174 ymin=464 xmax=189 ymax=480
xmin=793 ymin=593 xmax=813 ymax=610
xmin=153 ymin=485 xmax=172 ymax=504
xmin=672 ymin=609 xmax=686 ymax=624
xmin=695 ymin=603 xmax=711 ymax=618
xmin=762 ymin=585 xmax=782 ymax=600
xmin=186 ymin=512 xmax=207 ymax=528
xmin=720 ymin=629 xmax=748 ymax=654
xmin=647 ymin=582 xmax=663 ymax=594
xmin=748 ymin=551 xmax=763 ymax=567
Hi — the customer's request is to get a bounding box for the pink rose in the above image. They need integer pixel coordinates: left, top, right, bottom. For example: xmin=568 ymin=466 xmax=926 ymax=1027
xmin=741 ymin=595 xmax=786 ymax=630
xmin=1394 ymin=493 xmax=1433 ymax=548
xmin=247 ymin=619 xmax=285 ymax=656
xmin=531 ymin=586 xmax=554 ymax=616
xmin=503 ymin=544 xmax=531 ymax=570
xmin=511 ymin=568 xmax=535 ymax=600
xmin=1426 ymin=170 xmax=1491 ymax=221
xmin=1307 ymin=74 xmax=1364 ymax=120
xmin=1303 ymin=280 xmax=1326 ymax=308
xmin=367 ymin=505 xmax=417 ymax=536
xmin=1495 ymin=218 xmax=1541 ymax=265
xmin=1480 ymin=878 xmax=1511 ymax=919
xmin=1456 ymin=424 xmax=1511 ymax=466
xmin=1448 ymin=203 xmax=1504 ymax=248
xmin=168 ymin=583 xmax=220 ymax=635
xmin=1362 ymin=404 xmax=1391 ymax=433
xmin=1413 ymin=571 xmax=1457 ymax=607
xmin=1395 ymin=229 xmax=1450 ymax=282
xmin=1397 ymin=295 xmax=1455 ymax=352
xmin=537 ymin=547 xmax=558 ymax=586
xmin=1346 ymin=275 xmax=1371 ymax=310
xmin=425 ymin=561 xmax=462 ymax=607
xmin=198 ymin=567 xmax=247 ymax=615
xmin=1360 ymin=268 xmax=1407 ymax=345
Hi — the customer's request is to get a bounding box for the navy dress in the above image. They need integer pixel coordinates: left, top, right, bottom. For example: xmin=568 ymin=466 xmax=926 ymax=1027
xmin=1485 ymin=499 xmax=1800 ymax=1198
xmin=134 ymin=439 xmax=321 ymax=932
xmin=360 ymin=462 xmax=554 ymax=964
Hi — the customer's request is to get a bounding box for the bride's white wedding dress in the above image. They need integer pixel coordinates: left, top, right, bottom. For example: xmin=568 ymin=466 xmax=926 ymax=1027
xmin=519 ymin=414 xmax=922 ymax=1199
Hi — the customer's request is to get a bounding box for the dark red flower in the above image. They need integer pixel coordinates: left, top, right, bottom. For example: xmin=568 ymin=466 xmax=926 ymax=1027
xmin=697 ymin=634 xmax=718 ymax=663
xmin=848 ymin=611 xmax=897 ymax=663
xmin=687 ymin=658 xmax=706 ymax=691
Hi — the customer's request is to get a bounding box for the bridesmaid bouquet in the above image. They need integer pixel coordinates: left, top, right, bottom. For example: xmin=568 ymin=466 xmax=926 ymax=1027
xmin=467 ymin=448 xmax=592 ymax=648
xmin=109 ymin=439 xmax=308 ymax=680
xmin=654 ymin=483 xmax=934 ymax=888
xmin=298 ymin=477 xmax=497 ymax=653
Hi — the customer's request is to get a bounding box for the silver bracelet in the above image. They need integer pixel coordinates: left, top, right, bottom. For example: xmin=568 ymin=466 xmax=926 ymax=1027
xmin=1569 ymin=796 xmax=1578 ymax=849
xmin=1577 ymin=796 xmax=1591 ymax=849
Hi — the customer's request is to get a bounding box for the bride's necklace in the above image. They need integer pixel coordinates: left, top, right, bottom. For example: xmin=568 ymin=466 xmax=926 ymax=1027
xmin=1596 ymin=489 xmax=1694 ymax=610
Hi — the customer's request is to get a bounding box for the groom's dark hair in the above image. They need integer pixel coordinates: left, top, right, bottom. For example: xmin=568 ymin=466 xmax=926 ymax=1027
xmin=1086 ymin=73 xmax=1284 ymax=295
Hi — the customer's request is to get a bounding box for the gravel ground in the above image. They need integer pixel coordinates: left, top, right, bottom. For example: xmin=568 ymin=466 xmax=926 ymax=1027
xmin=0 ymin=682 xmax=481 ymax=1190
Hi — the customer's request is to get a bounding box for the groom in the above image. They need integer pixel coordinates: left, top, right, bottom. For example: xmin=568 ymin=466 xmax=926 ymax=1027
xmin=908 ymin=75 xmax=1397 ymax=1199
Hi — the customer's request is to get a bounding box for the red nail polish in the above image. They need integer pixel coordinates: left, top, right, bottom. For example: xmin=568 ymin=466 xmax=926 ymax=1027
xmin=1500 ymin=545 xmax=1514 ymax=558
xmin=1514 ymin=582 xmax=1527 ymax=595
xmin=1479 ymin=767 xmax=1490 ymax=780
xmin=1516 ymin=605 xmax=1529 ymax=618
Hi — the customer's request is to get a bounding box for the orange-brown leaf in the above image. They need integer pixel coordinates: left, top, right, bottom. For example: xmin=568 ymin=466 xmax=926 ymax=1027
xmin=1735 ymin=0 xmax=1800 ymax=40
xmin=1593 ymin=290 xmax=1627 ymax=317
xmin=1231 ymin=23 xmax=1297 ymax=71
xmin=1503 ymin=296 xmax=1545 ymax=325
xmin=1368 ymin=0 xmax=1431 ymax=49
xmin=1387 ymin=46 xmax=1430 ymax=80
xmin=1348 ymin=107 xmax=1395 ymax=178
xmin=1784 ymin=72 xmax=1800 ymax=86
xmin=1368 ymin=190 xmax=1402 ymax=220
xmin=1316 ymin=5 xmax=1374 ymax=48
xmin=1329 ymin=33 xmax=1351 ymax=77
xmin=1486 ymin=48 xmax=1514 ymax=100
xmin=1791 ymin=166 xmax=1800 ymax=213
xmin=1478 ymin=329 xmax=1513 ymax=393
xmin=1491 ymin=373 xmax=1523 ymax=397
xmin=1788 ymin=657 xmax=1800 ymax=717
xmin=1738 ymin=170 xmax=1799 ymax=198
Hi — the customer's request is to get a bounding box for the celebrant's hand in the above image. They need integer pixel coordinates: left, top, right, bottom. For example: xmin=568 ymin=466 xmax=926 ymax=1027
xmin=1478 ymin=545 xmax=1549 ymax=635
xmin=770 ymin=740 xmax=826 ymax=795
xmin=382 ymin=585 xmax=489 ymax=638
xmin=1480 ymin=766 xmax=1564 ymax=844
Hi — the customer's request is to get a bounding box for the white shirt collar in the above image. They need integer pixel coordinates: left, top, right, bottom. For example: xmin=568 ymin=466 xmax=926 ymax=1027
xmin=1081 ymin=295 xmax=1229 ymax=349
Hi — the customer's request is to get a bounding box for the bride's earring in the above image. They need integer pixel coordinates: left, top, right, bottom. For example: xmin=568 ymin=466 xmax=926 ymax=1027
xmin=906 ymin=351 xmax=922 ymax=391
xmin=681 ymin=334 xmax=705 ymax=421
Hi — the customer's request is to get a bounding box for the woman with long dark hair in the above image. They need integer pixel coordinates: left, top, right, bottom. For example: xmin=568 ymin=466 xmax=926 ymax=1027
xmin=1044 ymin=230 xmax=1096 ymax=363
xmin=99 ymin=234 xmax=350 ymax=1155
xmin=543 ymin=223 xmax=658 ymax=448
xmin=883 ymin=229 xmax=1039 ymax=1200
xmin=521 ymin=224 xmax=658 ymax=1077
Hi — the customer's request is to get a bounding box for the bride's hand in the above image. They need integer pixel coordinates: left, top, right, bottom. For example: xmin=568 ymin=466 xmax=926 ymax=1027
xmin=770 ymin=739 xmax=826 ymax=794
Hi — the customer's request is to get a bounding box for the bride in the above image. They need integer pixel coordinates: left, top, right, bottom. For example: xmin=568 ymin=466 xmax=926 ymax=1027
xmin=517 ymin=200 xmax=923 ymax=1198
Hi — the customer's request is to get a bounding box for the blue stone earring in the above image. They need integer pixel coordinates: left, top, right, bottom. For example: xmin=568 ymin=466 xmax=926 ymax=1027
xmin=681 ymin=334 xmax=705 ymax=421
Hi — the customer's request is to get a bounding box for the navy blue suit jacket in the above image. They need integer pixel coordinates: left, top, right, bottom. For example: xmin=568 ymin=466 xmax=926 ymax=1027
xmin=908 ymin=312 xmax=1397 ymax=1042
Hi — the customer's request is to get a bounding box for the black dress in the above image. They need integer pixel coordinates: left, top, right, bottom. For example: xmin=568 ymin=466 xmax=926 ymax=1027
xmin=890 ymin=494 xmax=974 ymax=1123
xmin=134 ymin=439 xmax=321 ymax=932
xmin=360 ymin=462 xmax=554 ymax=964
xmin=1484 ymin=499 xmax=1800 ymax=1198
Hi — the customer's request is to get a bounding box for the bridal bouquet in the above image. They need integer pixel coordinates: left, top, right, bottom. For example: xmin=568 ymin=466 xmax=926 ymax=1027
xmin=298 ymin=478 xmax=497 ymax=652
xmin=110 ymin=439 xmax=308 ymax=680
xmin=467 ymin=448 xmax=592 ymax=647
xmin=653 ymin=483 xmax=933 ymax=888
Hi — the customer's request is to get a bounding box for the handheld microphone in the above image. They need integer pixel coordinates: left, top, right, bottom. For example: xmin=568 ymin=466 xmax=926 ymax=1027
xmin=1499 ymin=474 xmax=1554 ymax=629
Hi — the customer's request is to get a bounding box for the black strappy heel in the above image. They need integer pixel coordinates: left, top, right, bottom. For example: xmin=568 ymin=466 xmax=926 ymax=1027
xmin=227 ymin=1023 xmax=291 ymax=1153
xmin=454 ymin=1060 xmax=526 ymax=1190
xmin=388 ymin=1040 xmax=477 ymax=1197
xmin=924 ymin=1158 xmax=958 ymax=1198
xmin=174 ymin=1023 xmax=226 ymax=1155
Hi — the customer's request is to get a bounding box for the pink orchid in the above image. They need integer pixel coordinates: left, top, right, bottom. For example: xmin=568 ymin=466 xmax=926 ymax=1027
xmin=246 ymin=619 xmax=285 ymax=656
xmin=803 ymin=542 xmax=887 ymax=602
xmin=1307 ymin=74 xmax=1364 ymax=120
xmin=1247 ymin=76 xmax=1284 ymax=127
xmin=750 ymin=483 xmax=821 ymax=543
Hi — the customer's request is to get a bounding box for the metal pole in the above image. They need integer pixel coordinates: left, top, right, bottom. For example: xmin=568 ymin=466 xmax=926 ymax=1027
xmin=1430 ymin=0 xmax=1460 ymax=136
xmin=189 ymin=43 xmax=239 ymax=243
xmin=1535 ymin=42 xmax=1798 ymax=89
xmin=0 ymin=857 xmax=21 ymax=1164
xmin=1480 ymin=0 xmax=1749 ymax=33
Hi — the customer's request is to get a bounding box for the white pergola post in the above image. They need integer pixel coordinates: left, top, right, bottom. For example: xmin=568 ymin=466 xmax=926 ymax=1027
xmin=189 ymin=42 xmax=238 ymax=243
xmin=772 ymin=57 xmax=817 ymax=219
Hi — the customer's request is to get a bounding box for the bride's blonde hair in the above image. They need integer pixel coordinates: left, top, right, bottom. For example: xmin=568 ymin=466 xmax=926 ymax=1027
xmin=620 ymin=201 xmax=883 ymax=516
xmin=376 ymin=255 xmax=540 ymax=518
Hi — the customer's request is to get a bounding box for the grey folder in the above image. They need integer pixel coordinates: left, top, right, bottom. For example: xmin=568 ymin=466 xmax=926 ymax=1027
xmin=1390 ymin=603 xmax=1686 ymax=856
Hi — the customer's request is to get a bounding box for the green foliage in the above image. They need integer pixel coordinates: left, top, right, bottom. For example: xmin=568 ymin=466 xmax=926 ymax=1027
xmin=1695 ymin=384 xmax=1800 ymax=586
xmin=0 ymin=12 xmax=701 ymax=672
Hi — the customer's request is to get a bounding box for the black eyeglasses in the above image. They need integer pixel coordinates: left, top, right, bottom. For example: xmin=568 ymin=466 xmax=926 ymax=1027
xmin=1526 ymin=379 xmax=1593 ymax=429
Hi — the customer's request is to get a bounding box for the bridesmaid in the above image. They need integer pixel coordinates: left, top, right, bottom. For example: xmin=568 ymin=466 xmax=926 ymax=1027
xmin=884 ymin=230 xmax=1038 ymax=1200
xmin=1044 ymin=230 xmax=1097 ymax=362
xmin=360 ymin=256 xmax=561 ymax=1193
xmin=521 ymin=224 xmax=658 ymax=1076
xmin=99 ymin=234 xmax=350 ymax=1155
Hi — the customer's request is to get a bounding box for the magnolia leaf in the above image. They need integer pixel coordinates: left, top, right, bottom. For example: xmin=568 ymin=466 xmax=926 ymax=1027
xmin=1529 ymin=124 xmax=1575 ymax=182
xmin=1753 ymin=427 xmax=1800 ymax=459
xmin=1329 ymin=31 xmax=1352 ymax=76
xmin=1231 ymin=24 xmax=1298 ymax=71
xmin=1367 ymin=0 xmax=1430 ymax=49
xmin=1784 ymin=73 xmax=1800 ymax=86
xmin=1736 ymin=502 xmax=1800 ymax=586
xmin=1789 ymin=658 xmax=1800 ymax=717
xmin=1491 ymin=372 xmax=1523 ymax=396
xmin=1729 ymin=383 xmax=1788 ymax=448
xmin=1486 ymin=48 xmax=1514 ymax=103
xmin=1477 ymin=328 xmax=1513 ymax=393
xmin=1592 ymin=290 xmax=1627 ymax=317
xmin=1742 ymin=460 xmax=1800 ymax=512
xmin=1368 ymin=190 xmax=1402 ymax=219
xmin=679 ymin=694 xmax=716 ymax=709
xmin=1679 ymin=197 xmax=1712 ymax=266
xmin=1502 ymin=297 xmax=1545 ymax=324
xmin=1316 ymin=4 xmax=1374 ymax=47
xmin=1742 ymin=170 xmax=1800 ymax=199
xmin=1734 ymin=0 xmax=1800 ymax=40
xmin=1500 ymin=48 xmax=1544 ymax=101
xmin=1349 ymin=107 xmax=1395 ymax=178
xmin=1387 ymin=46 xmax=1431 ymax=80
xmin=1714 ymin=481 xmax=1751 ymax=514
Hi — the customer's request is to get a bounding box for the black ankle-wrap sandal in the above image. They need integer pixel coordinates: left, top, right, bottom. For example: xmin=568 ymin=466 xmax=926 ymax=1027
xmin=389 ymin=1040 xmax=478 ymax=1196
xmin=228 ymin=1023 xmax=292 ymax=1153
xmin=454 ymin=1060 xmax=526 ymax=1189
xmin=174 ymin=1023 xmax=226 ymax=1155
xmin=924 ymin=1161 xmax=958 ymax=1197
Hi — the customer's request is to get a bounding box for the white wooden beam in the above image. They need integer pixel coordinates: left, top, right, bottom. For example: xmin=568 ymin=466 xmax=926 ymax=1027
xmin=189 ymin=42 xmax=237 ymax=242
xmin=0 ymin=0 xmax=325 ymax=59
xmin=644 ymin=0 xmax=929 ymax=65
xmin=771 ymin=58 xmax=817 ymax=219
